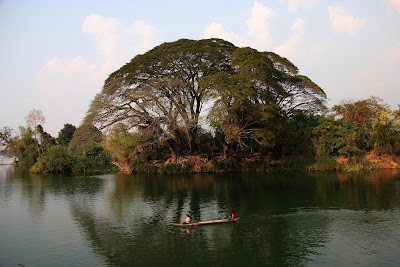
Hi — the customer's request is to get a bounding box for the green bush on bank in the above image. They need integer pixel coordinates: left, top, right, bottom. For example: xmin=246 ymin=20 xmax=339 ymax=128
xmin=134 ymin=163 xmax=158 ymax=173
xmin=158 ymin=162 xmax=193 ymax=174
xmin=213 ymin=157 xmax=240 ymax=172
xmin=30 ymin=146 xmax=72 ymax=173
xmin=307 ymin=156 xmax=339 ymax=171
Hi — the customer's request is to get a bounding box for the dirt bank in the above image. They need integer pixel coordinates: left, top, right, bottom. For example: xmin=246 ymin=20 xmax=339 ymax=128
xmin=336 ymin=152 xmax=400 ymax=169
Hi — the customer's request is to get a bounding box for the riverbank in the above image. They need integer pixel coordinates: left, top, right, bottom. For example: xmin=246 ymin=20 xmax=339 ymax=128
xmin=129 ymin=151 xmax=400 ymax=174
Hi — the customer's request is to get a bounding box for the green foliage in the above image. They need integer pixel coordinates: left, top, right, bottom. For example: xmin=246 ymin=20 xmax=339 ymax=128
xmin=58 ymin=123 xmax=76 ymax=146
xmin=158 ymin=163 xmax=193 ymax=174
xmin=71 ymin=152 xmax=88 ymax=172
xmin=133 ymin=163 xmax=159 ymax=173
xmin=45 ymin=146 xmax=72 ymax=172
xmin=307 ymin=156 xmax=339 ymax=171
xmin=30 ymin=146 xmax=72 ymax=172
xmin=0 ymin=126 xmax=12 ymax=151
xmin=29 ymin=157 xmax=47 ymax=173
xmin=196 ymin=128 xmax=223 ymax=154
xmin=201 ymin=46 xmax=326 ymax=156
xmin=241 ymin=160 xmax=271 ymax=172
xmin=14 ymin=127 xmax=39 ymax=166
xmin=68 ymin=123 xmax=103 ymax=153
xmin=88 ymin=38 xmax=326 ymax=158
xmin=332 ymin=96 xmax=388 ymax=131
xmin=213 ymin=157 xmax=240 ymax=171
xmin=88 ymin=38 xmax=237 ymax=156
xmin=104 ymin=124 xmax=159 ymax=172
xmin=313 ymin=116 xmax=365 ymax=157
xmin=275 ymin=113 xmax=319 ymax=157
xmin=371 ymin=110 xmax=400 ymax=154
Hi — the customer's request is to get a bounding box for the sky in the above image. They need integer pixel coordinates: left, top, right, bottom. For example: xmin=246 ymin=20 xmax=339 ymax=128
xmin=1 ymin=0 xmax=400 ymax=137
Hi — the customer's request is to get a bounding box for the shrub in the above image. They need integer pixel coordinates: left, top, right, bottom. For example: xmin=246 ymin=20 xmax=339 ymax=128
xmin=30 ymin=157 xmax=47 ymax=173
xmin=134 ymin=163 xmax=158 ymax=173
xmin=213 ymin=157 xmax=240 ymax=171
xmin=158 ymin=163 xmax=194 ymax=174
xmin=307 ymin=156 xmax=338 ymax=171
xmin=45 ymin=146 xmax=72 ymax=172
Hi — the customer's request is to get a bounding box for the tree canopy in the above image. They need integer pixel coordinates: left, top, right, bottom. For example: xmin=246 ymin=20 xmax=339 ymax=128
xmin=58 ymin=123 xmax=76 ymax=146
xmin=86 ymin=38 xmax=327 ymax=158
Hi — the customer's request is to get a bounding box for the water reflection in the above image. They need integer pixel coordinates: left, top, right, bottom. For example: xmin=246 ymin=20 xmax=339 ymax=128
xmin=1 ymin=167 xmax=400 ymax=266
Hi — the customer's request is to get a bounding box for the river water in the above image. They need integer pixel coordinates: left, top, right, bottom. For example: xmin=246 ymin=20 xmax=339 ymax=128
xmin=1 ymin=165 xmax=400 ymax=266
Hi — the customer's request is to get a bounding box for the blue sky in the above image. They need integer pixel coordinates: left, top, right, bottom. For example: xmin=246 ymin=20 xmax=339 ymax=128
xmin=1 ymin=0 xmax=400 ymax=136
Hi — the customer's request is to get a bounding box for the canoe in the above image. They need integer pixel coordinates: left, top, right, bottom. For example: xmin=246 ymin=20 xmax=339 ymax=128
xmin=173 ymin=218 xmax=238 ymax=226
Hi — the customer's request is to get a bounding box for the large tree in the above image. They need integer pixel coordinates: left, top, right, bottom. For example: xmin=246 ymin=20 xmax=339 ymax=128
xmin=86 ymin=38 xmax=326 ymax=158
xmin=86 ymin=38 xmax=236 ymax=158
xmin=200 ymin=47 xmax=327 ymax=154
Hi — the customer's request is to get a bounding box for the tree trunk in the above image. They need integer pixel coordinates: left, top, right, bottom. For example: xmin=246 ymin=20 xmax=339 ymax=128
xmin=222 ymin=137 xmax=231 ymax=157
xmin=166 ymin=139 xmax=181 ymax=161
xmin=187 ymin=127 xmax=198 ymax=155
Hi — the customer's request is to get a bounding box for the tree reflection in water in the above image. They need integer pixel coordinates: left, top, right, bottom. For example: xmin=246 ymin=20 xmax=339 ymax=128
xmin=2 ymin=168 xmax=400 ymax=266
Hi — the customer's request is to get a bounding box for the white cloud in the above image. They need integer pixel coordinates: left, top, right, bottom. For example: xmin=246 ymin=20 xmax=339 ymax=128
xmin=385 ymin=0 xmax=400 ymax=15
xmin=37 ymin=15 xmax=163 ymax=135
xmin=328 ymin=3 xmax=365 ymax=37
xmin=203 ymin=23 xmax=247 ymax=47
xmin=308 ymin=36 xmax=332 ymax=59
xmin=82 ymin=14 xmax=162 ymax=74
xmin=286 ymin=0 xmax=320 ymax=13
xmin=274 ymin=18 xmax=305 ymax=59
xmin=38 ymin=56 xmax=100 ymax=96
xmin=348 ymin=41 xmax=400 ymax=108
xmin=246 ymin=1 xmax=275 ymax=50
xmin=39 ymin=14 xmax=162 ymax=97
xmin=203 ymin=1 xmax=274 ymax=50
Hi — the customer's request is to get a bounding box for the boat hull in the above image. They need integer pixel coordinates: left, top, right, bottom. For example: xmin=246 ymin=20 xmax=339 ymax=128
xmin=173 ymin=218 xmax=238 ymax=226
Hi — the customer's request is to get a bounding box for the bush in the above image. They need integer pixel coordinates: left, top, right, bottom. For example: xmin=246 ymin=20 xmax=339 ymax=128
xmin=71 ymin=152 xmax=88 ymax=172
xmin=134 ymin=163 xmax=158 ymax=173
xmin=30 ymin=157 xmax=47 ymax=173
xmin=307 ymin=156 xmax=339 ymax=171
xmin=242 ymin=160 xmax=270 ymax=172
xmin=158 ymin=163 xmax=193 ymax=174
xmin=213 ymin=157 xmax=240 ymax=171
xmin=45 ymin=146 xmax=72 ymax=172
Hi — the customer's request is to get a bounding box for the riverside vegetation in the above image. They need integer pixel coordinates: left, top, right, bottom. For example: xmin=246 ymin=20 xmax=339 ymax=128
xmin=1 ymin=39 xmax=400 ymax=174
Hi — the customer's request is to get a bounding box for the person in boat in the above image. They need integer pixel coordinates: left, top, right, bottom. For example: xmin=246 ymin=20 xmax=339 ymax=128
xmin=181 ymin=214 xmax=191 ymax=224
xmin=229 ymin=211 xmax=236 ymax=220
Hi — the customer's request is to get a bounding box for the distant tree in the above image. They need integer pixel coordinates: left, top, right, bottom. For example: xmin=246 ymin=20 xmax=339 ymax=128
xmin=25 ymin=109 xmax=46 ymax=141
xmin=11 ymin=127 xmax=39 ymax=166
xmin=313 ymin=116 xmax=363 ymax=157
xmin=371 ymin=110 xmax=400 ymax=154
xmin=58 ymin=123 xmax=76 ymax=146
xmin=36 ymin=125 xmax=56 ymax=147
xmin=332 ymin=96 xmax=389 ymax=131
xmin=0 ymin=126 xmax=13 ymax=151
xmin=332 ymin=96 xmax=394 ymax=153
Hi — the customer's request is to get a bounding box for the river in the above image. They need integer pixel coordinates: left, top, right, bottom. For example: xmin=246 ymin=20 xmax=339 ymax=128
xmin=1 ymin=165 xmax=400 ymax=266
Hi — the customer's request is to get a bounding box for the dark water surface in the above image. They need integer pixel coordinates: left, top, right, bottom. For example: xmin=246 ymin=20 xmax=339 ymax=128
xmin=1 ymin=166 xmax=400 ymax=266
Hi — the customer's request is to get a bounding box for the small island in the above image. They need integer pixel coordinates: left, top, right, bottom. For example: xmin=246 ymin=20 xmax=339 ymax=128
xmin=1 ymin=39 xmax=399 ymax=174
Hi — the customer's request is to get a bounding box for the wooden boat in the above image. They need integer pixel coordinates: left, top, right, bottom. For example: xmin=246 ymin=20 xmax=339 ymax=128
xmin=173 ymin=218 xmax=239 ymax=226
